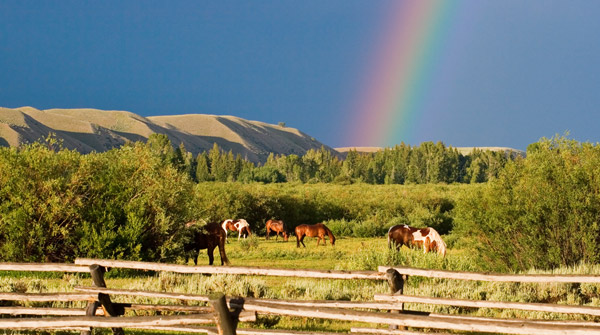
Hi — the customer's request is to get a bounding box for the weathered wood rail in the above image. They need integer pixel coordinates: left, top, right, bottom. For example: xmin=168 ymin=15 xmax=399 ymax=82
xmin=0 ymin=259 xmax=600 ymax=334
xmin=378 ymin=265 xmax=600 ymax=283
xmin=74 ymin=258 xmax=386 ymax=280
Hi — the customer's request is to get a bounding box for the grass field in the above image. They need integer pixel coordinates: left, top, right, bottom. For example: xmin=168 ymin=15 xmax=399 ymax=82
xmin=225 ymin=235 xmax=381 ymax=269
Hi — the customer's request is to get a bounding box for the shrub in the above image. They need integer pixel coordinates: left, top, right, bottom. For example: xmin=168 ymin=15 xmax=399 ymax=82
xmin=239 ymin=236 xmax=260 ymax=250
xmin=453 ymin=136 xmax=600 ymax=271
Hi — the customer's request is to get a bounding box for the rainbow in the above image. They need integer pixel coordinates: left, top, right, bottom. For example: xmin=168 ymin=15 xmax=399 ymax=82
xmin=346 ymin=1 xmax=461 ymax=147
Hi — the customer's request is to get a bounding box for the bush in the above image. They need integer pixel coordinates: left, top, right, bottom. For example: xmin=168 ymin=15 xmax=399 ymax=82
xmin=0 ymin=138 xmax=196 ymax=262
xmin=453 ymin=136 xmax=600 ymax=271
xmin=239 ymin=236 xmax=260 ymax=250
xmin=324 ymin=219 xmax=354 ymax=237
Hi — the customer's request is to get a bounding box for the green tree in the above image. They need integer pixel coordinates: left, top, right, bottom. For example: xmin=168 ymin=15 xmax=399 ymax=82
xmin=196 ymin=152 xmax=212 ymax=182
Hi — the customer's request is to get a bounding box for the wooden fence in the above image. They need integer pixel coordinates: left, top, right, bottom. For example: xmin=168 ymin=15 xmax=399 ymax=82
xmin=0 ymin=259 xmax=600 ymax=334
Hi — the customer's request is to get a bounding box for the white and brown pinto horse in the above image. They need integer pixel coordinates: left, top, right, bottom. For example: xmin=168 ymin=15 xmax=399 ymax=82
xmin=388 ymin=225 xmax=446 ymax=257
xmin=221 ymin=219 xmax=251 ymax=242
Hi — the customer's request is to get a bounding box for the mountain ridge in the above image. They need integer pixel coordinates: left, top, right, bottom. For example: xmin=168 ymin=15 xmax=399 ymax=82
xmin=0 ymin=107 xmax=338 ymax=163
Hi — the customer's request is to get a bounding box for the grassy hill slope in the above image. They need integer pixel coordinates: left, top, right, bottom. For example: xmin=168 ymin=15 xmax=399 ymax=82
xmin=0 ymin=107 xmax=337 ymax=163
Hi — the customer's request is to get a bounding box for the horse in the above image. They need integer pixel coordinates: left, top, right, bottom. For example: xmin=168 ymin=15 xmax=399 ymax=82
xmin=387 ymin=225 xmax=446 ymax=257
xmin=265 ymin=219 xmax=288 ymax=241
xmin=221 ymin=219 xmax=251 ymax=242
xmin=295 ymin=223 xmax=335 ymax=248
xmin=183 ymin=221 xmax=230 ymax=266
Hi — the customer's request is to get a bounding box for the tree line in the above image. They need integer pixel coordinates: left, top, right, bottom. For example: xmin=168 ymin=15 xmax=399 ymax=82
xmin=180 ymin=140 xmax=515 ymax=184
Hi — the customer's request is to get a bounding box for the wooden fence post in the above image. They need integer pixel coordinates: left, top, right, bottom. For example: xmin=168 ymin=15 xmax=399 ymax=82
xmin=386 ymin=268 xmax=406 ymax=330
xmin=89 ymin=264 xmax=125 ymax=335
xmin=209 ymin=293 xmax=241 ymax=335
xmin=80 ymin=300 xmax=100 ymax=335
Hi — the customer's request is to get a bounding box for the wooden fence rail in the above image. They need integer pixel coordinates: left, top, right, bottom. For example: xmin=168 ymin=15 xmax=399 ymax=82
xmin=0 ymin=314 xmax=218 ymax=330
xmin=242 ymin=300 xmax=600 ymax=335
xmin=75 ymin=258 xmax=386 ymax=280
xmin=378 ymin=266 xmax=600 ymax=283
xmin=374 ymin=293 xmax=600 ymax=316
xmin=0 ymin=263 xmax=89 ymax=273
xmin=73 ymin=286 xmax=404 ymax=311
xmin=2 ymin=260 xmax=600 ymax=334
xmin=0 ymin=292 xmax=95 ymax=302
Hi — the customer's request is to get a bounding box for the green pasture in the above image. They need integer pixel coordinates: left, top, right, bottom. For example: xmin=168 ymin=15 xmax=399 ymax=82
xmin=222 ymin=235 xmax=381 ymax=269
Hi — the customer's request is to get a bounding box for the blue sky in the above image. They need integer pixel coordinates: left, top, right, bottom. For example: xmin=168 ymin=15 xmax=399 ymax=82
xmin=1 ymin=1 xmax=599 ymax=150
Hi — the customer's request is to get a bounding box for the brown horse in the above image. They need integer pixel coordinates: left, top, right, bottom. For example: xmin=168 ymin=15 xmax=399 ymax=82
xmin=295 ymin=223 xmax=335 ymax=248
xmin=387 ymin=225 xmax=446 ymax=257
xmin=221 ymin=219 xmax=251 ymax=242
xmin=265 ymin=219 xmax=288 ymax=241
xmin=184 ymin=221 xmax=230 ymax=265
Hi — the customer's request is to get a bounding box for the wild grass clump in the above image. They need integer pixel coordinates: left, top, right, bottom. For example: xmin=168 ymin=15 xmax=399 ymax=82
xmin=239 ymin=235 xmax=260 ymax=250
xmin=154 ymin=273 xmax=271 ymax=299
xmin=0 ymin=278 xmax=28 ymax=293
xmin=277 ymin=278 xmax=387 ymax=301
xmin=339 ymin=242 xmax=475 ymax=272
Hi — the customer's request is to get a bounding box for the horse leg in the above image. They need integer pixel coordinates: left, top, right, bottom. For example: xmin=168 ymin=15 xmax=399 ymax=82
xmin=219 ymin=246 xmax=229 ymax=266
xmin=266 ymin=228 xmax=270 ymax=240
xmin=207 ymin=248 xmax=214 ymax=266
xmin=193 ymin=249 xmax=200 ymax=265
xmin=316 ymin=235 xmax=321 ymax=247
xmin=297 ymin=234 xmax=305 ymax=248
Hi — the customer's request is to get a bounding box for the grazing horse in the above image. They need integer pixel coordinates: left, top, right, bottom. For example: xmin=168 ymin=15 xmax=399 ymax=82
xmin=183 ymin=221 xmax=230 ymax=266
xmin=221 ymin=219 xmax=252 ymax=242
xmin=295 ymin=223 xmax=335 ymax=248
xmin=265 ymin=219 xmax=288 ymax=241
xmin=387 ymin=225 xmax=446 ymax=257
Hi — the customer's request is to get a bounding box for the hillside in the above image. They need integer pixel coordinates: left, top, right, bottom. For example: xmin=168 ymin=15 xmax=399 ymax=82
xmin=0 ymin=107 xmax=337 ymax=163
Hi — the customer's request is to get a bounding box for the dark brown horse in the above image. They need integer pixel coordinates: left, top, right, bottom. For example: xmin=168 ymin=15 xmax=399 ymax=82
xmin=295 ymin=223 xmax=335 ymax=248
xmin=265 ymin=219 xmax=288 ymax=241
xmin=184 ymin=221 xmax=230 ymax=265
xmin=387 ymin=225 xmax=446 ymax=257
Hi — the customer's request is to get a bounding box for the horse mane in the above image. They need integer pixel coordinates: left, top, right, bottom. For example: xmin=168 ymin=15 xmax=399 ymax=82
xmin=428 ymin=227 xmax=447 ymax=257
xmin=322 ymin=224 xmax=335 ymax=244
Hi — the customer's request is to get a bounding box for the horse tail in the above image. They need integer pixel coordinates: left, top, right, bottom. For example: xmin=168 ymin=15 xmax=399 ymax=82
xmin=429 ymin=228 xmax=447 ymax=257
xmin=218 ymin=230 xmax=230 ymax=266
xmin=387 ymin=225 xmax=396 ymax=249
